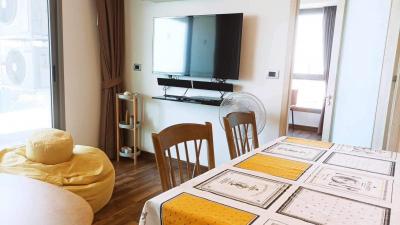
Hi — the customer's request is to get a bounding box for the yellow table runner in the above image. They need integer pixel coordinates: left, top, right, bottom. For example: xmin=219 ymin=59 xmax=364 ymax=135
xmin=235 ymin=154 xmax=310 ymax=180
xmin=283 ymin=137 xmax=333 ymax=149
xmin=162 ymin=193 xmax=257 ymax=225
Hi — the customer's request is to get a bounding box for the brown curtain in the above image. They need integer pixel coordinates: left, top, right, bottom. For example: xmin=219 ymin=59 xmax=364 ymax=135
xmin=318 ymin=6 xmax=336 ymax=135
xmin=96 ymin=0 xmax=124 ymax=159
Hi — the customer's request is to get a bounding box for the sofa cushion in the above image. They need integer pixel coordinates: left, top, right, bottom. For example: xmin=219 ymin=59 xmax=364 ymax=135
xmin=26 ymin=129 xmax=73 ymax=165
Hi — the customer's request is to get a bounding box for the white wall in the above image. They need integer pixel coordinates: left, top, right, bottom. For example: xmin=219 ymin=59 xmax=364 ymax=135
xmin=125 ymin=0 xmax=296 ymax=165
xmin=331 ymin=0 xmax=391 ymax=147
xmin=62 ymin=0 xmax=101 ymax=147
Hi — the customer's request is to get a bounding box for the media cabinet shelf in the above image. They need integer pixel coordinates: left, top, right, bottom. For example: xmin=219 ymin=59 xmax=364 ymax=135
xmin=152 ymin=95 xmax=223 ymax=106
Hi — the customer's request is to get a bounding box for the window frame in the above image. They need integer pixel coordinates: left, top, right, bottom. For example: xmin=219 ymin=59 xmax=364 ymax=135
xmin=293 ymin=8 xmax=325 ymax=80
xmin=48 ymin=0 xmax=65 ymax=130
xmin=292 ymin=73 xmax=325 ymax=81
xmin=291 ymin=7 xmax=326 ymax=111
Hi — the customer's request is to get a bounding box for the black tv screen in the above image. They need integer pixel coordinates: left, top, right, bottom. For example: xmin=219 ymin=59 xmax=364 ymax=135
xmin=153 ymin=13 xmax=243 ymax=80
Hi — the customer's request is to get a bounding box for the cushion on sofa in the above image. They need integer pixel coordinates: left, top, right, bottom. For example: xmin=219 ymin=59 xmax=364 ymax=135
xmin=26 ymin=129 xmax=73 ymax=165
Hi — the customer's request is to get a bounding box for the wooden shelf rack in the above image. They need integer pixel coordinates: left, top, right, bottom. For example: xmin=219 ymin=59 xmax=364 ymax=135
xmin=115 ymin=93 xmax=142 ymax=165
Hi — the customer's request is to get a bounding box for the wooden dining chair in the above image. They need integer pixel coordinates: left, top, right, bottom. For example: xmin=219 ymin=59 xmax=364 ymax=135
xmin=152 ymin=122 xmax=215 ymax=191
xmin=223 ymin=111 xmax=259 ymax=159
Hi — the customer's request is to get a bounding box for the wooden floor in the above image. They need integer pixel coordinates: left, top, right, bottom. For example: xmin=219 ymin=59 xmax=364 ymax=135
xmin=93 ymin=153 xmax=162 ymax=225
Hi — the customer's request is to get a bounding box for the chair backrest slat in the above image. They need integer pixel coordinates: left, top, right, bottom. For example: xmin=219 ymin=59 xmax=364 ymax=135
xmin=197 ymin=139 xmax=203 ymax=176
xmin=237 ymin=125 xmax=245 ymax=155
xmin=175 ymin=144 xmax=184 ymax=184
xmin=244 ymin=124 xmax=251 ymax=153
xmin=166 ymin=148 xmax=176 ymax=187
xmin=152 ymin=122 xmax=215 ymax=192
xmin=193 ymin=140 xmax=199 ymax=177
xmin=232 ymin=127 xmax=241 ymax=157
xmin=183 ymin=141 xmax=191 ymax=180
xmin=223 ymin=111 xmax=259 ymax=159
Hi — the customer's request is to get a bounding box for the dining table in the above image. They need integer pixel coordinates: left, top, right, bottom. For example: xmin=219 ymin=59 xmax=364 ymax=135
xmin=139 ymin=136 xmax=400 ymax=225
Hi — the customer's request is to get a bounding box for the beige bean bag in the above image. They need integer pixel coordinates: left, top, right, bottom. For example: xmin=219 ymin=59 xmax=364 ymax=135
xmin=0 ymin=129 xmax=115 ymax=213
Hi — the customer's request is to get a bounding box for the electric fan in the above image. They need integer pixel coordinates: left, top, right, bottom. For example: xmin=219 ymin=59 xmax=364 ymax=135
xmin=219 ymin=92 xmax=266 ymax=137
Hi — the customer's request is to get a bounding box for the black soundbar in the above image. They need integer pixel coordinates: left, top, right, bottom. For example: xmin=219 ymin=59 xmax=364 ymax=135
xmin=192 ymin=81 xmax=233 ymax=92
xmin=157 ymin=78 xmax=233 ymax=92
xmin=153 ymin=95 xmax=223 ymax=106
xmin=157 ymin=78 xmax=192 ymax=88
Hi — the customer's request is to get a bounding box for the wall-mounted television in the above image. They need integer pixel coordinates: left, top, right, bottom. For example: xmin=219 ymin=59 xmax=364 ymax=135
xmin=153 ymin=13 xmax=243 ymax=80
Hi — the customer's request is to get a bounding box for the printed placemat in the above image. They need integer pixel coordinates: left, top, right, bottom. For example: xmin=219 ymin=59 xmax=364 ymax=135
xmin=335 ymin=144 xmax=397 ymax=160
xmin=282 ymin=137 xmax=334 ymax=149
xmin=263 ymin=143 xmax=326 ymax=161
xmin=277 ymin=187 xmax=390 ymax=225
xmin=264 ymin=219 xmax=288 ymax=225
xmin=161 ymin=193 xmax=258 ymax=225
xmin=196 ymin=169 xmax=290 ymax=208
xmin=306 ymin=167 xmax=392 ymax=201
xmin=324 ymin=153 xmax=395 ymax=176
xmin=235 ymin=154 xmax=311 ymax=181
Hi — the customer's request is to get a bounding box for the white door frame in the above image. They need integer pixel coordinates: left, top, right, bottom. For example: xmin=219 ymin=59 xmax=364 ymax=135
xmin=372 ymin=0 xmax=400 ymax=149
xmin=279 ymin=0 xmax=347 ymax=141
xmin=385 ymin=34 xmax=400 ymax=152
xmin=279 ymin=0 xmax=299 ymax=136
xmin=321 ymin=0 xmax=346 ymax=141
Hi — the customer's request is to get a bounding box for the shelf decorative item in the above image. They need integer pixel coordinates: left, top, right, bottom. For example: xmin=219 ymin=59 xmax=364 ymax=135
xmin=115 ymin=92 xmax=142 ymax=165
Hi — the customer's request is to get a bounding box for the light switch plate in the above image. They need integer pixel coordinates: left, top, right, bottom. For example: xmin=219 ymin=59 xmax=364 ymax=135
xmin=267 ymin=71 xmax=279 ymax=79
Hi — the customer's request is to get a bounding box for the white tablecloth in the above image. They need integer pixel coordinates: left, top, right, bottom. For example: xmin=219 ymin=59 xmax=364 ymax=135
xmin=139 ymin=137 xmax=400 ymax=225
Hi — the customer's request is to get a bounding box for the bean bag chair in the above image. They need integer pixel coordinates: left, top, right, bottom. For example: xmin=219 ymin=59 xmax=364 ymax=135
xmin=0 ymin=129 xmax=115 ymax=213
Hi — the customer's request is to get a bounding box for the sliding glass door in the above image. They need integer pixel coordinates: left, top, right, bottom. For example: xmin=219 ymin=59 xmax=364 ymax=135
xmin=0 ymin=0 xmax=62 ymax=148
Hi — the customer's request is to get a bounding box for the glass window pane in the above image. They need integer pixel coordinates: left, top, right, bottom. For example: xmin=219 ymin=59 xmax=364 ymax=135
xmin=293 ymin=11 xmax=324 ymax=75
xmin=292 ymin=79 xmax=326 ymax=109
xmin=0 ymin=0 xmax=52 ymax=148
